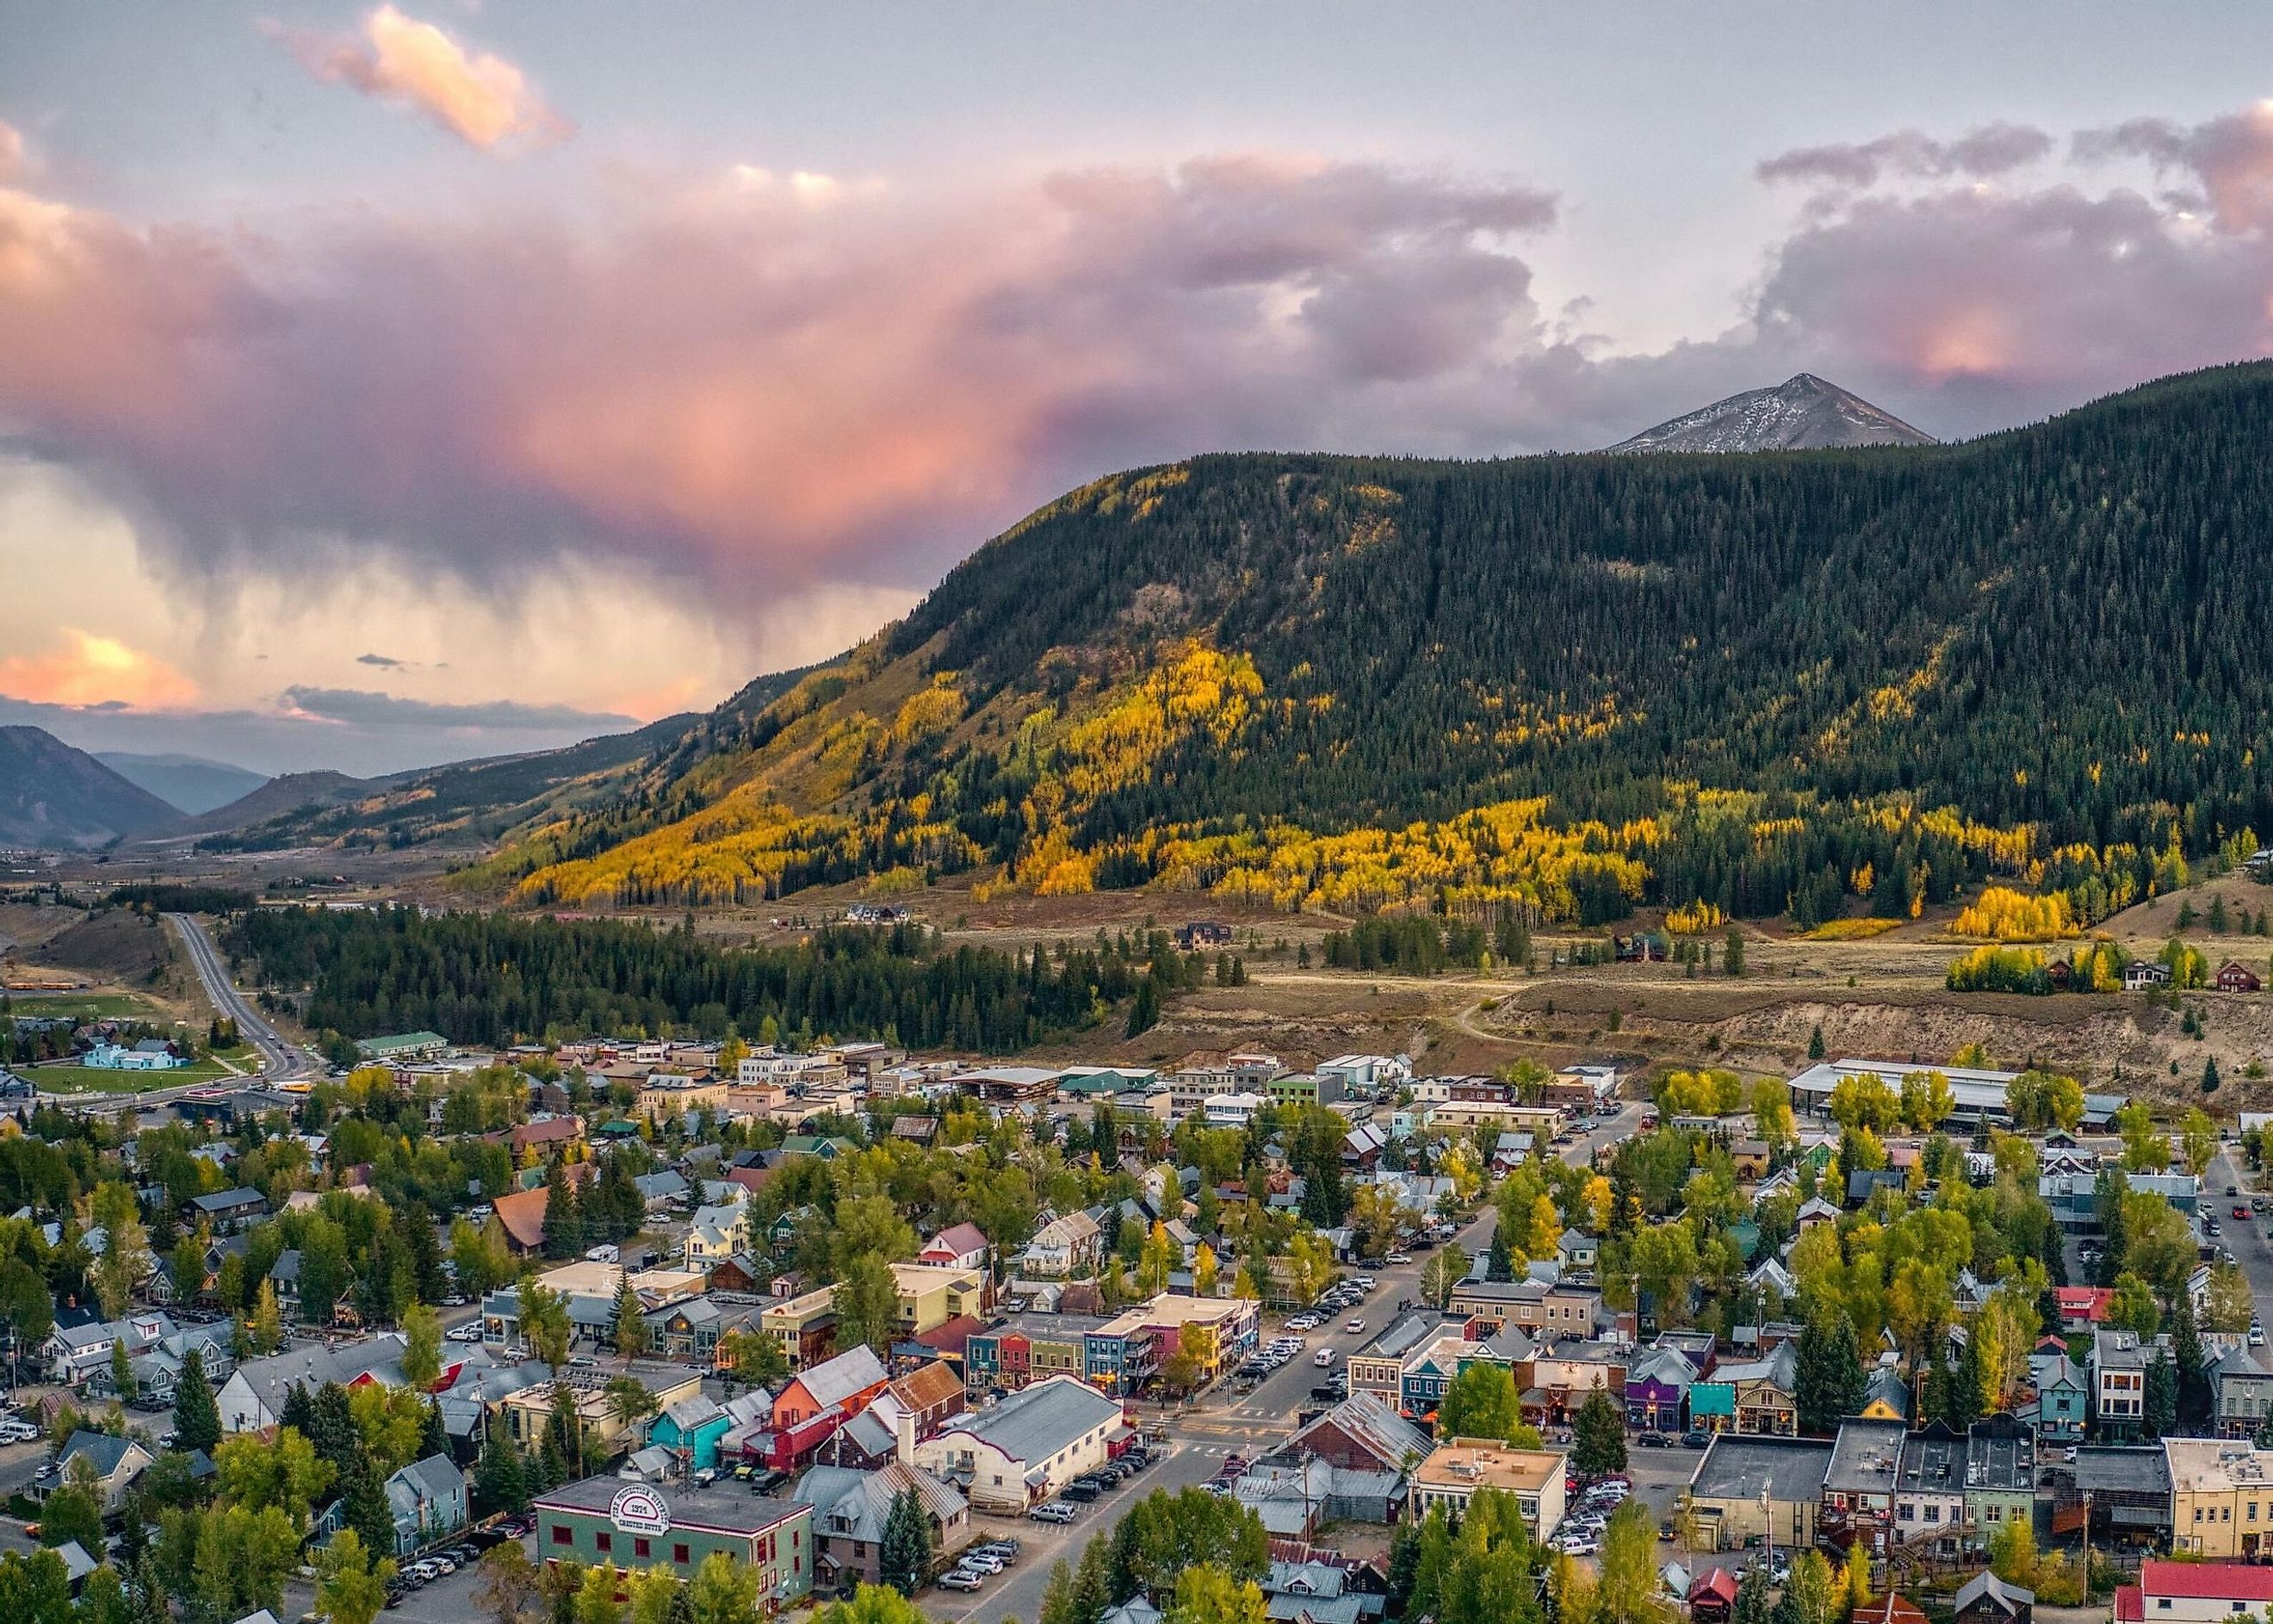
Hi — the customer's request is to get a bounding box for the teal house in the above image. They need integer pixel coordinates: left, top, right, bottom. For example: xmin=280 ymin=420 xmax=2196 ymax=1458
xmin=647 ymin=1397 xmax=732 ymax=1471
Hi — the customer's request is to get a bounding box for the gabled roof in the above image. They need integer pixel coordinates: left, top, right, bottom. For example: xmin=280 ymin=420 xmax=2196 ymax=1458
xmin=794 ymin=1344 xmax=889 ymax=1411
xmin=793 ymin=1458 xmax=966 ymax=1543
xmin=933 ymin=1373 xmax=1120 ymax=1465
xmin=492 ymin=1187 xmax=548 ymax=1250
xmin=60 ymin=1429 xmax=144 ymax=1478
xmin=890 ymin=1360 xmax=964 ymax=1413
xmin=922 ymin=1221 xmax=989 ymax=1260
xmin=1285 ymin=1392 xmax=1429 ymax=1473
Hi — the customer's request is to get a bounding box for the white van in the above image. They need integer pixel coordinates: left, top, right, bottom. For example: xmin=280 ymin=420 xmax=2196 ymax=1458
xmin=1313 ymin=1348 xmax=1338 ymax=1367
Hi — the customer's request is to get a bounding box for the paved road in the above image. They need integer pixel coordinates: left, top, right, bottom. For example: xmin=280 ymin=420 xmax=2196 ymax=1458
xmin=166 ymin=912 xmax=311 ymax=1082
xmin=26 ymin=914 xmax=312 ymax=1113
xmin=2209 ymin=1149 xmax=2273 ymax=1327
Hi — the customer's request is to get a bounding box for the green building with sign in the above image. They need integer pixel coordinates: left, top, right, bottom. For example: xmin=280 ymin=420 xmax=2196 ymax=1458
xmin=535 ymin=1476 xmax=814 ymax=1607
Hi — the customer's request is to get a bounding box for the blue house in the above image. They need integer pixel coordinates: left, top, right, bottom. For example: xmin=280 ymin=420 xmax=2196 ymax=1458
xmin=648 ymin=1395 xmax=733 ymax=1471
xmin=2028 ymin=1351 xmax=2088 ymax=1445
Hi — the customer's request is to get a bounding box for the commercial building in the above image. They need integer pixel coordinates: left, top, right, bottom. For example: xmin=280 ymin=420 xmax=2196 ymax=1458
xmin=914 ymin=1374 xmax=1124 ymax=1514
xmin=535 ymin=1476 xmax=812 ymax=1606
xmin=1407 ymin=1440 xmax=1568 ymax=1537
xmin=1785 ymin=1058 xmax=2125 ymax=1131
xmin=1685 ymin=1435 xmax=1832 ymax=1553
xmin=2165 ymin=1439 xmax=2273 ymax=1558
xmin=965 ymin=1314 xmax=1106 ymax=1394
xmin=1087 ymin=1293 xmax=1259 ymax=1394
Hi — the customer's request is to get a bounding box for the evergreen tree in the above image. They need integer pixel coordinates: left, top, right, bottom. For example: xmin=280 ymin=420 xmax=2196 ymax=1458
xmin=1733 ymin=1564 xmax=1771 ymax=1624
xmin=1487 ymin=1230 xmax=1513 ymax=1283
xmin=418 ymin=1399 xmax=450 ymax=1464
xmin=340 ymin=1454 xmax=394 ymax=1561
xmin=541 ymin=1162 xmax=580 ymax=1261
xmin=877 ymin=1488 xmax=932 ymax=1596
xmin=1808 ymin=1024 xmax=1825 ymax=1061
xmin=1124 ymin=976 xmax=1159 ymax=1039
xmin=2173 ymin=1298 xmax=2212 ymax=1429
xmin=310 ymin=1382 xmax=360 ymax=1481
xmin=1796 ymin=1316 xmax=1867 ymax=1434
xmin=1571 ymin=1387 xmax=1628 ymax=1480
xmin=2146 ymin=1351 xmax=2178 ymax=1439
xmin=613 ymin=1277 xmax=649 ymax=1367
xmin=473 ymin=1424 xmax=528 ymax=1516
xmin=173 ymin=1355 xmax=221 ymax=1455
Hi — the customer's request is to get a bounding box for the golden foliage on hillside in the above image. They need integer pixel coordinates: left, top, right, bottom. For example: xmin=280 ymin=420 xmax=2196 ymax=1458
xmin=1951 ymin=885 xmax=2079 ymax=941
xmin=1152 ymin=798 xmax=1650 ymax=916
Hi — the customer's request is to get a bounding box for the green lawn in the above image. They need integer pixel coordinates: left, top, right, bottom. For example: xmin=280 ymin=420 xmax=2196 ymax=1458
xmin=23 ymin=1055 xmax=250 ymax=1094
xmin=5 ymin=991 xmax=173 ymax=1021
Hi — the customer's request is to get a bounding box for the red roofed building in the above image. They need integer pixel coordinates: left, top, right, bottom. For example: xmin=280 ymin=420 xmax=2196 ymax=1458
xmin=1689 ymin=1570 xmax=1739 ymax=1624
xmin=2118 ymin=1562 xmax=2273 ymax=1624
xmin=2053 ymin=1286 xmax=2115 ymax=1331
xmin=919 ymin=1223 xmax=990 ymax=1272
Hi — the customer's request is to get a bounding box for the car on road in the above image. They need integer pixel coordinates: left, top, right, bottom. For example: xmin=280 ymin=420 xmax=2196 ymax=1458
xmin=1635 ymin=1431 xmax=1669 ymax=1447
xmin=1344 ymin=1317 xmax=1366 ymax=1333
xmin=2253 ymin=1326 xmax=2267 ymax=1348
xmin=2229 ymin=1185 xmax=2241 ymax=1196
xmin=1385 ymin=1252 xmax=1412 ymax=1265
xmin=1314 ymin=1348 xmax=1338 ymax=1367
xmin=2237 ymin=1206 xmax=2251 ymax=1219
xmin=938 ymin=1572 xmax=984 ymax=1591
xmin=1682 ymin=1430 xmax=1711 ymax=1448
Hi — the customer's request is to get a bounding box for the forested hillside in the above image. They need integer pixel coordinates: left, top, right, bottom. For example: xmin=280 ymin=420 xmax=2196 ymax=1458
xmin=492 ymin=363 xmax=2273 ymax=926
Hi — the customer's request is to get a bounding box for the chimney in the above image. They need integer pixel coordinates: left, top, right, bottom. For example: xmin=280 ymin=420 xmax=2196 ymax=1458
xmin=895 ymin=1405 xmax=918 ymax=1466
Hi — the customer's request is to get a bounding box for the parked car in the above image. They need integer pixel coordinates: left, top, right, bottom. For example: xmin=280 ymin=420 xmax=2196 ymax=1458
xmin=1385 ymin=1252 xmax=1412 ymax=1265
xmin=1029 ymin=1503 xmax=1078 ymax=1522
xmin=958 ymin=1553 xmax=1005 ymax=1576
xmin=1062 ymin=1483 xmax=1100 ymax=1503
xmin=1635 ymin=1430 xmax=1669 ymax=1448
xmin=938 ymin=1572 xmax=983 ymax=1591
xmin=1682 ymin=1430 xmax=1711 ymax=1448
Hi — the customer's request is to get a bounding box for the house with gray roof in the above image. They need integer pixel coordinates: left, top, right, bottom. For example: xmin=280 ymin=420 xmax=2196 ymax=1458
xmin=912 ymin=1373 xmax=1123 ymax=1513
xmin=41 ymin=1429 xmax=154 ymax=1514
xmin=384 ymin=1454 xmax=468 ymax=1555
xmin=791 ymin=1459 xmax=970 ymax=1588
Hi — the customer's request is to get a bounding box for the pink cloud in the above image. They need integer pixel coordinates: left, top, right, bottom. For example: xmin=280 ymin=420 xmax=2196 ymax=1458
xmin=283 ymin=4 xmax=570 ymax=154
xmin=3 ymin=111 xmax=2273 ymax=629
xmin=2077 ymin=102 xmax=2273 ymax=234
xmin=0 ymin=629 xmax=198 ymax=709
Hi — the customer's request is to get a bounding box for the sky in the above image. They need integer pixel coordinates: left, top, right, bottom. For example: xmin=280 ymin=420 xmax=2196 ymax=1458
xmin=4 ymin=3 xmax=2273 ymax=777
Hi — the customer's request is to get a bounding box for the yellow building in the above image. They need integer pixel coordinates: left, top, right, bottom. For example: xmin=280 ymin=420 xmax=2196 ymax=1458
xmin=2167 ymin=1439 xmax=2273 ymax=1557
xmin=889 ymin=1263 xmax=988 ymax=1336
xmin=635 ymin=1073 xmax=727 ymax=1121
xmin=762 ymin=1286 xmax=840 ymax=1373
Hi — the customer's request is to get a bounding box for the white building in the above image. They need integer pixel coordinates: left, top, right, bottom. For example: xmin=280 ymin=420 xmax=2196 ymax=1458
xmin=913 ymin=1375 xmax=1123 ymax=1514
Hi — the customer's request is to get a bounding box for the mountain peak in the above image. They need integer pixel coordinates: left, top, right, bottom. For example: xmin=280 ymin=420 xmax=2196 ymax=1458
xmin=1606 ymin=373 xmax=1936 ymax=455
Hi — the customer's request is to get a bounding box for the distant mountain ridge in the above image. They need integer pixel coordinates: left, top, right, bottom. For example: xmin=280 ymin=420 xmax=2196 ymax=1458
xmin=95 ymin=751 xmax=269 ymax=815
xmin=1607 ymin=372 xmax=1937 ymax=454
xmin=483 ymin=363 xmax=2273 ymax=925
xmin=0 ymin=728 xmax=183 ymax=849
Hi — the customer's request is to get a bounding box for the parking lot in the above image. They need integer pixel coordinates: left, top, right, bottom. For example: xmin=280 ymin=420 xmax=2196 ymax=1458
xmin=380 ymin=1520 xmax=531 ymax=1621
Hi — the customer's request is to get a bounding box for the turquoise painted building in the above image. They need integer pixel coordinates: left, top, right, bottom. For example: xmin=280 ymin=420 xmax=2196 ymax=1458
xmin=1688 ymin=1380 xmax=1735 ymax=1432
xmin=647 ymin=1397 xmax=732 ymax=1471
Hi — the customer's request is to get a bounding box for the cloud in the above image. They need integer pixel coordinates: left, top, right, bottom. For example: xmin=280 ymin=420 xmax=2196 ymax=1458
xmin=356 ymin=652 xmax=404 ymax=667
xmin=1757 ymin=122 xmax=2053 ymax=189
xmin=277 ymin=685 xmax=634 ymax=732
xmin=2075 ymin=102 xmax=2273 ymax=233
xmin=0 ymin=629 xmax=199 ymax=709
xmin=5 ymin=108 xmax=2273 ymax=637
xmin=283 ymin=3 xmax=569 ymax=154
xmin=0 ymin=121 xmax=23 ymax=184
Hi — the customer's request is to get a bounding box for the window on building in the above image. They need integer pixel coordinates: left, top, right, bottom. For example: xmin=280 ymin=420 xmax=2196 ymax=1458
xmin=673 ymin=1545 xmax=690 ymax=1566
xmin=635 ymin=1539 xmax=651 ymax=1559
xmin=552 ymin=1527 xmax=572 ymax=1547
xmin=596 ymin=1532 xmax=612 ymax=1553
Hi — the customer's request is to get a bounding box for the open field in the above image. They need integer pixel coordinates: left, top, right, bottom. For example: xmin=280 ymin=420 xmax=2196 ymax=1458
xmin=3 ymin=990 xmax=176 ymax=1021
xmin=22 ymin=1054 xmax=251 ymax=1094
